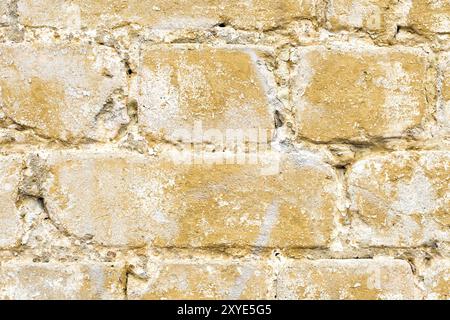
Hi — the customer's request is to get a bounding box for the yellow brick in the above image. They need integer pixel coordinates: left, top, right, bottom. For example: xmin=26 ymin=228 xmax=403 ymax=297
xmin=17 ymin=0 xmax=319 ymax=31
xmin=293 ymin=45 xmax=432 ymax=142
xmin=128 ymin=260 xmax=273 ymax=299
xmin=0 ymin=262 xmax=125 ymax=299
xmin=0 ymin=42 xmax=128 ymax=141
xmin=439 ymin=53 xmax=450 ymax=133
xmin=442 ymin=53 xmax=450 ymax=103
xmin=327 ymin=0 xmax=396 ymax=35
xmin=278 ymin=258 xmax=416 ymax=300
xmin=0 ymin=155 xmax=22 ymax=248
xmin=405 ymin=0 xmax=450 ymax=35
xmin=132 ymin=45 xmax=276 ymax=143
xmin=0 ymin=1 xmax=9 ymax=25
xmin=424 ymin=260 xmax=450 ymax=300
xmin=348 ymin=151 xmax=449 ymax=247
xmin=43 ymin=149 xmax=339 ymax=248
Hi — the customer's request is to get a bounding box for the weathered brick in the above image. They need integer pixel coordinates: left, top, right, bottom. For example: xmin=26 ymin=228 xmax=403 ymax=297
xmin=348 ymin=151 xmax=449 ymax=247
xmin=292 ymin=45 xmax=432 ymax=142
xmin=17 ymin=0 xmax=319 ymax=31
xmin=423 ymin=260 xmax=450 ymax=300
xmin=0 ymin=1 xmax=9 ymax=25
xmin=327 ymin=0 xmax=396 ymax=36
xmin=0 ymin=42 xmax=128 ymax=142
xmin=132 ymin=45 xmax=277 ymax=143
xmin=402 ymin=0 xmax=450 ymax=36
xmin=0 ymin=155 xmax=22 ymax=248
xmin=439 ymin=53 xmax=450 ymax=133
xmin=128 ymin=260 xmax=273 ymax=299
xmin=278 ymin=258 xmax=416 ymax=300
xmin=0 ymin=262 xmax=125 ymax=299
xmin=42 ymin=149 xmax=339 ymax=248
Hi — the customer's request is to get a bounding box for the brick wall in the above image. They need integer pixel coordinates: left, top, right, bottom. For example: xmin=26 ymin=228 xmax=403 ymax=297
xmin=0 ymin=0 xmax=448 ymax=300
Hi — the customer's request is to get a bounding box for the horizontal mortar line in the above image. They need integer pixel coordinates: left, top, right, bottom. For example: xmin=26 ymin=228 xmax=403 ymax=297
xmin=5 ymin=25 xmax=447 ymax=50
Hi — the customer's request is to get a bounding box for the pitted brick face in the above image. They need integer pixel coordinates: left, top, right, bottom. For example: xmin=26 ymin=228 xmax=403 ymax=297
xmin=327 ymin=0 xmax=396 ymax=34
xmin=17 ymin=0 xmax=319 ymax=31
xmin=0 ymin=0 xmax=448 ymax=301
xmin=132 ymin=45 xmax=276 ymax=143
xmin=440 ymin=53 xmax=450 ymax=134
xmin=0 ymin=42 xmax=128 ymax=142
xmin=128 ymin=260 xmax=274 ymax=300
xmin=0 ymin=263 xmax=125 ymax=300
xmin=278 ymin=259 xmax=416 ymax=300
xmin=42 ymin=150 xmax=339 ymax=248
xmin=423 ymin=260 xmax=450 ymax=300
xmin=0 ymin=155 xmax=22 ymax=249
xmin=0 ymin=2 xmax=9 ymax=26
xmin=348 ymin=151 xmax=449 ymax=247
xmin=405 ymin=0 xmax=450 ymax=36
xmin=292 ymin=46 xmax=432 ymax=143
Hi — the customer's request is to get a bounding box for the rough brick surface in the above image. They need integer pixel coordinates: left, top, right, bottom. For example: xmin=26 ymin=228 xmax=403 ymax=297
xmin=0 ymin=155 xmax=22 ymax=248
xmin=42 ymin=150 xmax=339 ymax=248
xmin=348 ymin=151 xmax=449 ymax=247
xmin=17 ymin=0 xmax=320 ymax=31
xmin=0 ymin=262 xmax=125 ymax=299
xmin=327 ymin=0 xmax=396 ymax=35
xmin=423 ymin=260 xmax=450 ymax=300
xmin=128 ymin=260 xmax=273 ymax=300
xmin=278 ymin=259 xmax=416 ymax=300
xmin=0 ymin=42 xmax=128 ymax=142
xmin=292 ymin=45 xmax=432 ymax=143
xmin=0 ymin=0 xmax=448 ymax=301
xmin=402 ymin=0 xmax=450 ymax=36
xmin=439 ymin=53 xmax=450 ymax=134
xmin=132 ymin=45 xmax=277 ymax=143
xmin=0 ymin=1 xmax=9 ymax=25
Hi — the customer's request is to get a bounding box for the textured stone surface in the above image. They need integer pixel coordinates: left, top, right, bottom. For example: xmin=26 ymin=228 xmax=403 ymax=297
xmin=42 ymin=150 xmax=339 ymax=248
xmin=0 ymin=0 xmax=447 ymax=301
xmin=348 ymin=151 xmax=449 ymax=247
xmin=128 ymin=260 xmax=273 ymax=299
xmin=0 ymin=1 xmax=9 ymax=25
xmin=402 ymin=0 xmax=450 ymax=35
xmin=0 ymin=262 xmax=125 ymax=299
xmin=278 ymin=258 xmax=416 ymax=300
xmin=17 ymin=0 xmax=319 ymax=31
xmin=133 ymin=45 xmax=277 ymax=143
xmin=292 ymin=45 xmax=432 ymax=143
xmin=439 ymin=53 xmax=450 ymax=134
xmin=423 ymin=260 xmax=450 ymax=300
xmin=0 ymin=42 xmax=128 ymax=141
xmin=327 ymin=0 xmax=395 ymax=35
xmin=0 ymin=155 xmax=22 ymax=248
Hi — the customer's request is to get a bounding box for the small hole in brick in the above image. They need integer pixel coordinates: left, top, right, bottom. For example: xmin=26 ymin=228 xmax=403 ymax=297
xmin=218 ymin=22 xmax=227 ymax=27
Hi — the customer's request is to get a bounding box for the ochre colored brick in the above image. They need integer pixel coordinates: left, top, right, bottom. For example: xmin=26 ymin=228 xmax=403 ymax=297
xmin=403 ymin=0 xmax=450 ymax=35
xmin=292 ymin=45 xmax=432 ymax=142
xmin=17 ymin=0 xmax=319 ymax=31
xmin=327 ymin=0 xmax=396 ymax=35
xmin=424 ymin=260 xmax=450 ymax=300
xmin=128 ymin=260 xmax=273 ymax=299
xmin=278 ymin=258 xmax=416 ymax=300
xmin=0 ymin=42 xmax=128 ymax=141
xmin=0 ymin=262 xmax=125 ymax=299
xmin=439 ymin=53 xmax=450 ymax=133
xmin=0 ymin=1 xmax=9 ymax=25
xmin=348 ymin=151 xmax=449 ymax=247
xmin=132 ymin=45 xmax=276 ymax=143
xmin=42 ymin=150 xmax=339 ymax=248
xmin=0 ymin=155 xmax=22 ymax=248
xmin=442 ymin=53 xmax=450 ymax=104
